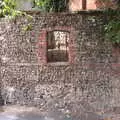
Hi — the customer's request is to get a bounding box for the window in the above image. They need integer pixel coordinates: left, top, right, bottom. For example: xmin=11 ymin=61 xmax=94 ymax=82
xmin=47 ymin=31 xmax=70 ymax=62
xmin=38 ymin=27 xmax=76 ymax=64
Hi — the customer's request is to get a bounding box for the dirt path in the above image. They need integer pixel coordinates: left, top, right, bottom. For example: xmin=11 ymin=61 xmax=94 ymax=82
xmin=0 ymin=105 xmax=73 ymax=120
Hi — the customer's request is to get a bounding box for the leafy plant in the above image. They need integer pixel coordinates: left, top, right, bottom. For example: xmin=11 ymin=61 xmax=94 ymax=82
xmin=0 ymin=0 xmax=23 ymax=18
xmin=22 ymin=23 xmax=32 ymax=32
xmin=34 ymin=0 xmax=68 ymax=12
xmin=104 ymin=9 xmax=120 ymax=44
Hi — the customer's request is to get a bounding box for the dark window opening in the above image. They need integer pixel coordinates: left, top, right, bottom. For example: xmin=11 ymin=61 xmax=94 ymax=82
xmin=47 ymin=31 xmax=69 ymax=62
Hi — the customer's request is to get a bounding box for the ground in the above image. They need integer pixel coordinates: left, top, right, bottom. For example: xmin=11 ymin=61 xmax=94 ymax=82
xmin=0 ymin=105 xmax=120 ymax=120
xmin=0 ymin=105 xmax=75 ymax=120
xmin=0 ymin=105 xmax=106 ymax=120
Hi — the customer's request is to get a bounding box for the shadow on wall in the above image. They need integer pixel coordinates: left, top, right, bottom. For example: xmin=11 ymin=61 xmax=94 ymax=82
xmin=0 ymin=90 xmax=4 ymax=106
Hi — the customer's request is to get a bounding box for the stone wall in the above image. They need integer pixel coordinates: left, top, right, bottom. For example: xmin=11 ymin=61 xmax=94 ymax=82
xmin=0 ymin=11 xmax=120 ymax=119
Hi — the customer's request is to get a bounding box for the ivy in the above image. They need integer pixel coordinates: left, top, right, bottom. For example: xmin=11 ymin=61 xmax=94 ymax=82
xmin=22 ymin=23 xmax=32 ymax=32
xmin=104 ymin=9 xmax=120 ymax=44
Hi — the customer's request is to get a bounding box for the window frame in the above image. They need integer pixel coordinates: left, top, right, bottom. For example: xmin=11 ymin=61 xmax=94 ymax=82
xmin=38 ymin=27 xmax=77 ymax=65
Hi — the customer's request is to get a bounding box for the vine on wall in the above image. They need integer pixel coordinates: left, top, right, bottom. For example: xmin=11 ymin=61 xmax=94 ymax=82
xmin=104 ymin=9 xmax=120 ymax=44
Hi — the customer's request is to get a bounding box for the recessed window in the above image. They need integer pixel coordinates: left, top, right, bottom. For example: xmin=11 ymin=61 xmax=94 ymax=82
xmin=47 ymin=31 xmax=70 ymax=62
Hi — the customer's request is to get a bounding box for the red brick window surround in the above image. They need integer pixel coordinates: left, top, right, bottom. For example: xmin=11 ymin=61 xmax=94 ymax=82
xmin=38 ymin=27 xmax=77 ymax=65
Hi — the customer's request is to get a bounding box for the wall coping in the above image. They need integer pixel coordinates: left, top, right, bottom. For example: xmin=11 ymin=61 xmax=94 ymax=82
xmin=23 ymin=10 xmax=104 ymax=15
xmin=0 ymin=10 xmax=104 ymax=22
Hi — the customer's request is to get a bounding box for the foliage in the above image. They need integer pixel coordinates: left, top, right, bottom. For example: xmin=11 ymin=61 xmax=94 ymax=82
xmin=34 ymin=0 xmax=68 ymax=12
xmin=22 ymin=23 xmax=32 ymax=32
xmin=95 ymin=0 xmax=120 ymax=44
xmin=0 ymin=0 xmax=22 ymax=18
xmin=104 ymin=9 xmax=120 ymax=44
xmin=0 ymin=0 xmax=68 ymax=18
